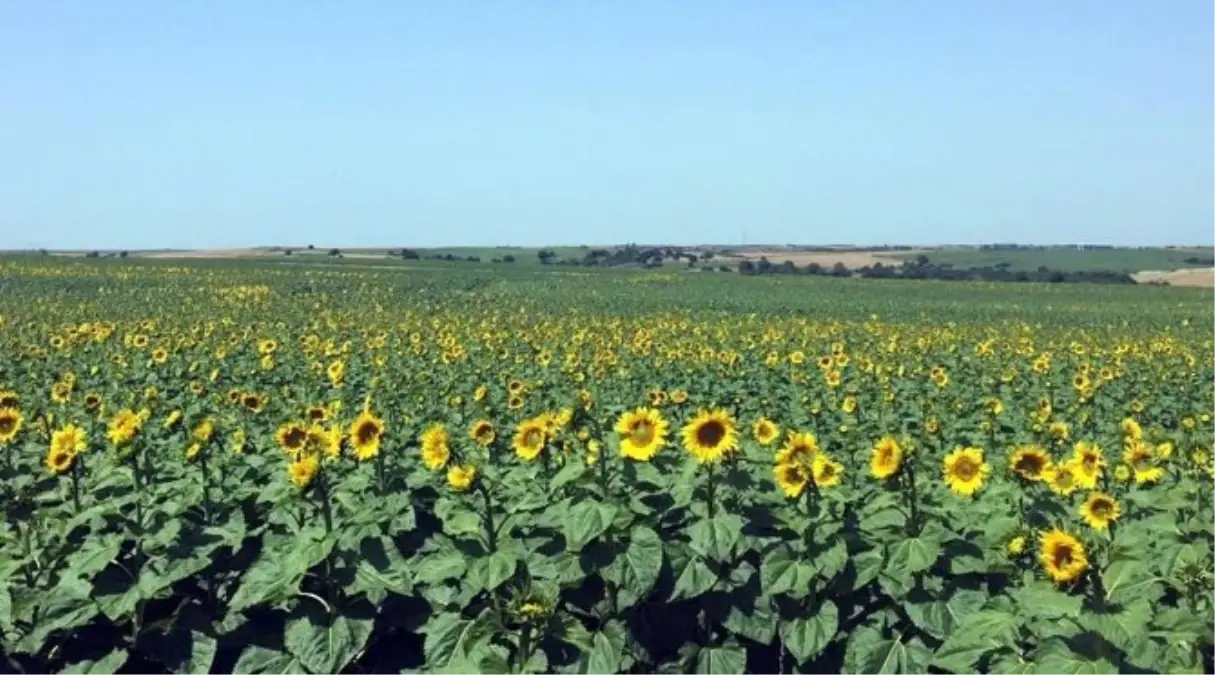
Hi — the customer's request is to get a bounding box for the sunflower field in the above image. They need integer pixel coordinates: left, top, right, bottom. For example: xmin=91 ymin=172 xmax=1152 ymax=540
xmin=0 ymin=257 xmax=1212 ymax=674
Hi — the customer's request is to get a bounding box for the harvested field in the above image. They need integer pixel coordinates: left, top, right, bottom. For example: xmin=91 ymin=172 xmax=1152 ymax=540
xmin=1133 ymin=267 xmax=1215 ymax=287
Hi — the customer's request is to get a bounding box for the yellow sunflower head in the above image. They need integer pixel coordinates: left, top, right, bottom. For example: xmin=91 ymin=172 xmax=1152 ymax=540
xmin=349 ymin=411 xmax=384 ymax=461
xmin=512 ymin=418 xmax=547 ymax=462
xmin=870 ymin=436 xmax=903 ymax=480
xmin=1039 ymin=528 xmax=1088 ymax=584
xmin=46 ymin=445 xmax=75 ymax=475
xmin=1044 ymin=459 xmax=1081 ymax=496
xmin=447 ymin=463 xmax=477 ymax=492
xmin=811 ymin=454 xmax=844 ymax=488
xmin=942 ymin=447 xmax=990 ymax=497
xmin=469 ymin=419 xmax=496 ymax=447
xmin=752 ymin=418 xmax=780 ymax=446
xmin=1078 ymin=492 xmax=1121 ymax=531
xmin=615 ymin=407 xmax=668 ymax=462
xmin=0 ymin=407 xmax=24 ymax=445
xmin=773 ymin=461 xmax=809 ymax=498
xmin=420 ymin=423 xmax=452 ymax=470
xmin=775 ymin=431 xmax=818 ymax=467
xmin=288 ymin=454 xmax=320 ymax=489
xmin=1008 ymin=445 xmax=1052 ymax=482
xmin=276 ymin=422 xmax=309 ymax=456
xmin=681 ymin=409 xmax=739 ymax=465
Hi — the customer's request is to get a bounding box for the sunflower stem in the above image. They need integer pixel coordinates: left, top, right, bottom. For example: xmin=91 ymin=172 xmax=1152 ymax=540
xmin=904 ymin=456 xmax=921 ymax=536
xmin=705 ymin=461 xmax=717 ymax=519
xmin=478 ymin=481 xmax=497 ymax=552
xmin=69 ymin=460 xmax=81 ymax=513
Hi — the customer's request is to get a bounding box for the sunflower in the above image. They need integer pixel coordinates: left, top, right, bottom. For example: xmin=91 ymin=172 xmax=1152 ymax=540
xmin=1078 ymin=492 xmax=1121 ymax=531
xmin=185 ymin=442 xmax=204 ymax=462
xmin=841 ymin=396 xmax=858 ymax=414
xmin=924 ymin=418 xmax=940 ymax=435
xmin=775 ymin=431 xmax=818 ymax=466
xmin=1008 ymin=445 xmax=1051 ymax=482
xmin=0 ymin=390 xmax=18 ymax=408
xmin=50 ymin=382 xmax=71 ymax=405
xmin=811 ymin=454 xmax=844 ymax=488
xmin=83 ymin=392 xmax=102 ymax=413
xmin=349 ymin=411 xmax=384 ymax=461
xmin=752 ymin=418 xmax=779 ymax=446
xmin=615 ymin=407 xmax=667 ymax=462
xmin=1048 ymin=421 xmax=1070 ymax=442
xmin=1044 ymin=459 xmax=1081 ymax=496
xmin=1074 ymin=439 xmax=1103 ymax=488
xmin=106 ymin=408 xmax=143 ymax=448
xmin=241 ymin=393 xmax=265 ymax=414
xmin=1120 ymin=417 xmax=1142 ymax=440
xmin=512 ymin=418 xmax=547 ymax=462
xmin=447 ymin=463 xmax=477 ymax=492
xmin=669 ymin=389 xmax=688 ymax=404
xmin=46 ymin=445 xmax=75 ymax=474
xmin=1122 ymin=440 xmax=1153 ymax=470
xmin=469 ymin=419 xmax=496 ymax=447
xmin=773 ymin=462 xmax=809 ymax=498
xmin=1006 ymin=535 xmax=1026 ymax=556
xmin=151 ymin=348 xmax=168 ymax=364
xmin=231 ymin=428 xmax=247 ymax=454
xmin=304 ymin=425 xmax=342 ymax=459
xmin=474 ymin=385 xmax=488 ymax=402
xmin=420 ymin=424 xmax=451 ymax=470
xmin=276 ymin=422 xmax=308 ymax=455
xmin=681 ymin=409 xmax=739 ymax=464
xmin=288 ymin=454 xmax=320 ymax=489
xmin=870 ymin=436 xmax=903 ymax=480
xmin=192 ymin=419 xmax=215 ymax=444
xmin=51 ymin=423 xmax=88 ymax=457
xmin=1113 ymin=464 xmax=1132 ymax=482
xmin=942 ymin=447 xmax=990 ymax=496
xmin=306 ymin=405 xmax=329 ymax=422
xmin=1039 ymin=528 xmax=1088 ymax=584
xmin=507 ymin=395 xmax=525 ymax=411
xmin=1133 ymin=466 xmax=1164 ymax=484
xmin=0 ymin=407 xmax=23 ymax=444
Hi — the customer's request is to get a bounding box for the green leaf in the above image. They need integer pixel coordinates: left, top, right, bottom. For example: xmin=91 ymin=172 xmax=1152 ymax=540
xmin=931 ymin=610 xmax=1019 ymax=672
xmin=885 ymin=536 xmax=940 ymax=578
xmin=60 ymin=649 xmax=128 ymax=674
xmin=761 ymin=545 xmax=815 ymax=598
xmin=63 ymin=534 xmax=123 ymax=582
xmin=551 ymin=460 xmax=587 ymax=491
xmin=423 ymin=611 xmax=495 ymax=668
xmin=587 ymin=620 xmax=627 ymax=675
xmin=563 ymin=500 xmax=619 ymax=552
xmin=19 ymin=578 xmax=99 ymax=653
xmin=1030 ymin=639 xmax=1117 ymax=674
xmin=602 ymin=526 xmax=663 ymax=608
xmin=468 ymin=549 xmax=517 ymax=592
xmin=283 ymin=610 xmax=375 ymax=674
xmin=851 ymin=548 xmax=884 ymax=590
xmin=671 ymin=557 xmax=717 ymax=601
xmin=1085 ymin=601 xmax=1152 ymax=660
xmin=695 ymin=645 xmax=747 ymax=674
xmin=905 ymin=589 xmax=986 ymax=640
xmin=231 ymin=647 xmax=302 ymax=675
xmin=722 ymin=595 xmax=777 ymax=645
xmin=1102 ymin=559 xmax=1160 ymax=606
xmin=782 ymin=600 xmax=838 ymax=663
xmin=863 ymin=637 xmax=909 ymax=674
xmin=1010 ymin=582 xmax=1084 ymax=621
xmin=811 ymin=539 xmax=849 ymax=581
xmin=413 ymin=550 xmax=467 ymax=585
xmin=688 ymin=514 xmax=743 ymax=562
xmin=352 ymin=536 xmax=413 ymax=603
xmin=227 ymin=555 xmax=303 ymax=614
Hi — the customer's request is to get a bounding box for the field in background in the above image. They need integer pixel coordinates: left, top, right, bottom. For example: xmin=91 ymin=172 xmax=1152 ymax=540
xmin=888 ymin=247 xmax=1213 ymax=274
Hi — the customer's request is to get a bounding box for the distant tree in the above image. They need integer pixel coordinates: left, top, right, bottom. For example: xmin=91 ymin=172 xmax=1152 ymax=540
xmin=466 ymin=256 xmax=480 ymax=262
xmin=537 ymin=250 xmax=556 ymax=264
xmin=830 ymin=262 xmax=851 ymax=277
xmin=328 ymin=248 xmax=341 ymax=257
xmin=502 ymin=254 xmax=516 ymax=263
xmin=119 ymin=251 xmax=129 ymax=258
xmin=738 ymin=260 xmax=757 ymax=275
xmin=307 ymin=244 xmax=315 ymax=250
xmin=284 ymin=249 xmax=293 ymax=256
xmin=700 ymin=251 xmax=715 ymax=260
xmin=85 ymin=251 xmax=100 ymax=258
xmin=400 ymin=248 xmax=420 ymax=260
xmin=38 ymin=248 xmax=48 ymax=256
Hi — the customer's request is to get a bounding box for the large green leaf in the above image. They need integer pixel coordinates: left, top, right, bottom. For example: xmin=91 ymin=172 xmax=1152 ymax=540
xmin=761 ymin=545 xmax=815 ymax=598
xmin=602 ymin=525 xmax=662 ymax=607
xmin=413 ymin=550 xmax=468 ymax=585
xmin=931 ymin=610 xmax=1019 ymax=672
xmin=782 ymin=600 xmax=838 ymax=663
xmin=231 ymin=647 xmax=302 ymax=675
xmin=695 ymin=645 xmax=747 ymax=674
xmin=1101 ymin=559 xmax=1161 ymax=606
xmin=422 ymin=611 xmax=496 ymax=669
xmin=587 ymin=620 xmax=627 ymax=675
xmin=884 ymin=536 xmax=940 ymax=578
xmin=905 ymin=588 xmax=986 ymax=640
xmin=467 ymin=548 xmax=517 ymax=592
xmin=563 ymin=500 xmax=619 ymax=552
xmin=18 ymin=578 xmax=99 ymax=653
xmin=283 ymin=610 xmax=375 ymax=674
xmin=1010 ymin=582 xmax=1083 ymax=622
xmin=60 ymin=649 xmax=128 ymax=674
xmin=351 ymin=535 xmax=413 ymax=603
xmin=671 ymin=556 xmax=718 ymax=601
xmin=688 ymin=514 xmax=743 ymax=562
xmin=1029 ymin=639 xmax=1117 ymax=674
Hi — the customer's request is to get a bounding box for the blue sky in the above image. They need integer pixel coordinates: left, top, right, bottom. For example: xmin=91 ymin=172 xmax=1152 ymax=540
xmin=1 ymin=1 xmax=1211 ymax=250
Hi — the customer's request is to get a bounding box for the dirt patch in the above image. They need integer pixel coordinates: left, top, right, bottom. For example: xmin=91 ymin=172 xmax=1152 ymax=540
xmin=719 ymin=248 xmax=928 ymax=268
xmin=1133 ymin=268 xmax=1215 ymax=287
xmin=139 ymin=249 xmax=263 ymax=259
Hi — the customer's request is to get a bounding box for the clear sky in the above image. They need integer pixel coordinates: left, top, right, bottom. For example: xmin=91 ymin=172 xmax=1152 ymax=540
xmin=1 ymin=1 xmax=1211 ymax=250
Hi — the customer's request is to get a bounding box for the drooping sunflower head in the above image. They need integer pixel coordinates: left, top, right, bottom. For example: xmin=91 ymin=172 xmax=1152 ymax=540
xmin=1039 ymin=528 xmax=1088 ymax=584
xmin=1008 ymin=445 xmax=1051 ymax=482
xmin=870 ymin=436 xmax=903 ymax=480
xmin=1078 ymin=492 xmax=1121 ymax=531
xmin=942 ymin=447 xmax=990 ymax=497
xmin=46 ymin=445 xmax=75 ymax=475
xmin=1120 ymin=417 xmax=1143 ymax=440
xmin=306 ymin=405 xmax=329 ymax=422
xmin=0 ymin=407 xmax=23 ymax=444
xmin=106 ymin=408 xmax=143 ymax=448
xmin=752 ymin=418 xmax=780 ymax=446
xmin=50 ymin=382 xmax=71 ymax=405
xmin=469 ymin=419 xmax=496 ymax=447
xmin=304 ymin=424 xmax=342 ymax=459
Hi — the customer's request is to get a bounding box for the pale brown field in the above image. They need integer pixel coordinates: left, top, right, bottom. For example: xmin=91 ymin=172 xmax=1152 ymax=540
xmin=1133 ymin=268 xmax=1215 ymax=287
